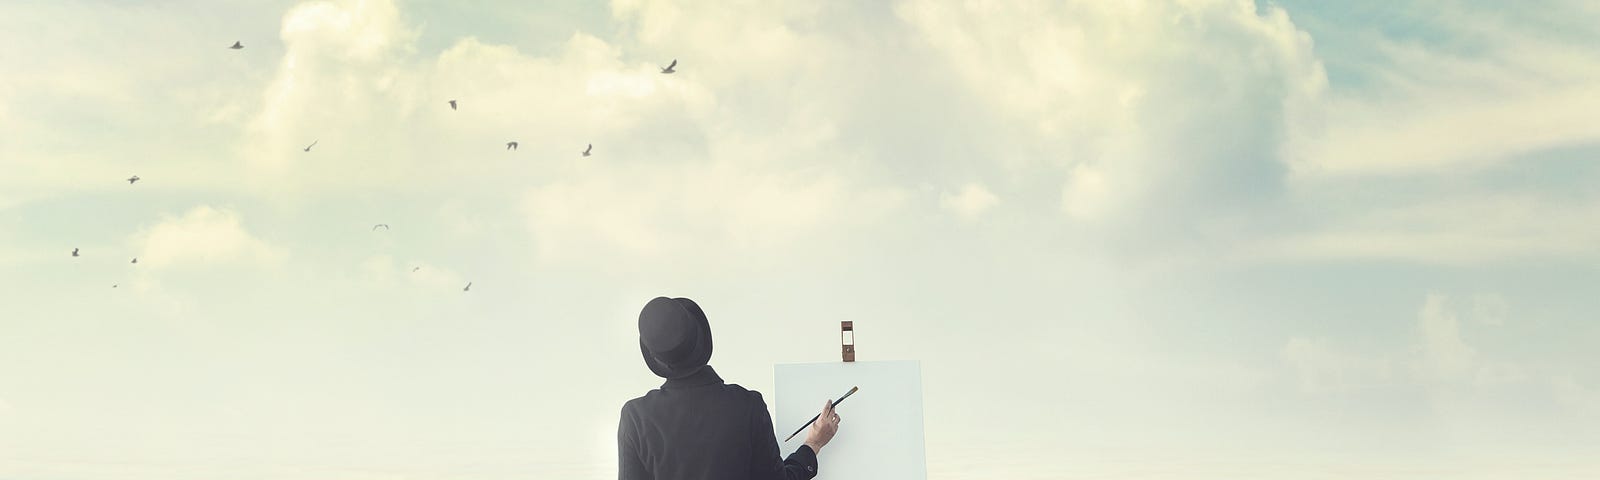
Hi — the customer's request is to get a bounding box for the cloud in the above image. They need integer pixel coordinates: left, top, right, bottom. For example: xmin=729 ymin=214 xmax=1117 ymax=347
xmin=0 ymin=2 xmax=280 ymax=206
xmin=22 ymin=0 xmax=918 ymax=272
xmin=522 ymin=160 xmax=906 ymax=263
xmin=245 ymin=0 xmax=423 ymax=186
xmin=0 ymin=76 xmax=12 ymax=125
xmin=608 ymin=1 xmax=826 ymax=88
xmin=1287 ymin=12 xmax=1600 ymax=177
xmin=225 ymin=0 xmax=1355 ymax=267
xmin=940 ymin=183 xmax=999 ymax=219
xmin=1550 ymin=375 xmax=1600 ymax=413
xmin=1253 ymin=193 xmax=1600 ymax=265
xmin=1293 ymin=85 xmax=1600 ymax=177
xmin=1257 ymin=3 xmax=1600 ymax=266
xmin=1283 ymin=293 xmax=1553 ymax=396
xmin=897 ymin=0 xmax=1326 ymax=229
xmin=239 ymin=0 xmax=730 ymax=187
xmin=1472 ymin=293 xmax=1508 ymax=326
xmin=1280 ymin=336 xmax=1396 ymax=394
xmin=1059 ymin=164 xmax=1109 ymax=220
xmin=131 ymin=206 xmax=286 ymax=269
xmin=1414 ymin=293 xmax=1477 ymax=383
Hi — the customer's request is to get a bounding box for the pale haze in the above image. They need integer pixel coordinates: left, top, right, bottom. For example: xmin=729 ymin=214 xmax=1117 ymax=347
xmin=2 ymin=1 xmax=1598 ymax=479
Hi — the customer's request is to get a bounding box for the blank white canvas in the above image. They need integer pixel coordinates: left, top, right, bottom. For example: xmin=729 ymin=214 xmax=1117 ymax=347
xmin=774 ymin=360 xmax=927 ymax=480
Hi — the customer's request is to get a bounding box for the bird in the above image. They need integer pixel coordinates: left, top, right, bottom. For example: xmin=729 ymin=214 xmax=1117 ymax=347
xmin=412 ymin=266 xmax=421 ymax=273
xmin=131 ymin=257 xmax=137 ymax=264
xmin=372 ymin=224 xmax=389 ymax=231
xmin=582 ymin=143 xmax=592 ymax=157
xmin=72 ymin=248 xmax=79 ymax=257
xmin=448 ymin=100 xmax=457 ymax=110
xmin=660 ymin=59 xmax=677 ymax=74
xmin=230 ymin=41 xmax=243 ymax=50
xmin=303 ymin=140 xmax=318 ymax=152
xmin=112 ymin=284 xmax=118 ymax=288
xmin=506 ymin=141 xmax=518 ymax=151
xmin=127 ymin=175 xmax=140 ymax=184
xmin=463 ymin=282 xmax=472 ymax=292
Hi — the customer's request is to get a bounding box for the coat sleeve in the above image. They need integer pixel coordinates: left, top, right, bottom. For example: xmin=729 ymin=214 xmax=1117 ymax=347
xmin=748 ymin=391 xmax=819 ymax=480
xmin=618 ymin=402 xmax=652 ymax=480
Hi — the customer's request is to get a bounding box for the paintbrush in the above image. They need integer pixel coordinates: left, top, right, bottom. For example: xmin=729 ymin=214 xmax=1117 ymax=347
xmin=784 ymin=386 xmax=859 ymax=442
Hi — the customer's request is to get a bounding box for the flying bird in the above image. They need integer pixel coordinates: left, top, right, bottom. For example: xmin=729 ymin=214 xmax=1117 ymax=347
xmin=230 ymin=41 xmax=243 ymax=50
xmin=303 ymin=140 xmax=318 ymax=152
xmin=131 ymin=257 xmax=137 ymax=264
xmin=112 ymin=284 xmax=118 ymax=288
xmin=463 ymin=282 xmax=472 ymax=292
xmin=127 ymin=175 xmax=140 ymax=184
xmin=72 ymin=248 xmax=79 ymax=257
xmin=448 ymin=100 xmax=457 ymax=110
xmin=372 ymin=224 xmax=389 ymax=231
xmin=582 ymin=143 xmax=592 ymax=157
xmin=412 ymin=266 xmax=421 ymax=273
xmin=660 ymin=59 xmax=676 ymax=74
xmin=506 ymin=141 xmax=518 ymax=151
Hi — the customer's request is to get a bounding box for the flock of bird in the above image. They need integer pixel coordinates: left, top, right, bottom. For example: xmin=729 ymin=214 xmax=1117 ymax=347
xmin=74 ymin=40 xmax=682 ymax=293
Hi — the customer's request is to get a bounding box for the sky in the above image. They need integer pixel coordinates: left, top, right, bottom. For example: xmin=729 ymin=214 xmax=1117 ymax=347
xmin=1 ymin=0 xmax=1598 ymax=478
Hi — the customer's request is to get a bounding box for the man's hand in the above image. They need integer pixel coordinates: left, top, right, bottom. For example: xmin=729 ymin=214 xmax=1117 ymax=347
xmin=803 ymin=399 xmax=840 ymax=454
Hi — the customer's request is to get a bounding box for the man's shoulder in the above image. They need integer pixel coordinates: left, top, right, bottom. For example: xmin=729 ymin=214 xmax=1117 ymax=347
xmin=722 ymin=383 xmax=769 ymax=404
xmin=621 ymin=389 xmax=661 ymax=413
xmin=622 ymin=383 xmax=766 ymax=411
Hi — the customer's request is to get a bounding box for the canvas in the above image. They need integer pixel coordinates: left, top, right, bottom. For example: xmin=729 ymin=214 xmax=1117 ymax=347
xmin=774 ymin=361 xmax=927 ymax=480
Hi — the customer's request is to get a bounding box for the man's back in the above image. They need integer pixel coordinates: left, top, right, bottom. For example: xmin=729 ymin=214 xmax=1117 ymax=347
xmin=618 ymin=366 xmax=818 ymax=480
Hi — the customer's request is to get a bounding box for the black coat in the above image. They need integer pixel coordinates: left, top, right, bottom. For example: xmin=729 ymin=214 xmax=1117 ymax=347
xmin=619 ymin=366 xmax=819 ymax=480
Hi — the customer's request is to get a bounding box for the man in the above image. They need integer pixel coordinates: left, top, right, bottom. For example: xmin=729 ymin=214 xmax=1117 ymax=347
xmin=619 ymin=297 xmax=842 ymax=480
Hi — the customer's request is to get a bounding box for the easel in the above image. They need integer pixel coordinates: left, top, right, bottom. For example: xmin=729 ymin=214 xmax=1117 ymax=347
xmin=841 ymin=321 xmax=855 ymax=362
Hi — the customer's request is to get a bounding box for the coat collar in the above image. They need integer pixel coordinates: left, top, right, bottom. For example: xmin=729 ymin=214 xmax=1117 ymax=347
xmin=661 ymin=365 xmax=723 ymax=389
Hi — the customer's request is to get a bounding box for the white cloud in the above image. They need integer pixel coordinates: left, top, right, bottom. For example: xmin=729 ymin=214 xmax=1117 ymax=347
xmin=281 ymin=0 xmax=410 ymax=63
xmin=940 ymin=183 xmax=999 ymax=219
xmin=0 ymin=76 xmax=12 ymax=126
xmin=1414 ymin=293 xmax=1477 ymax=383
xmin=119 ymin=274 xmax=202 ymax=324
xmin=238 ymin=0 xmax=730 ymax=202
xmin=1472 ymin=361 xmax=1530 ymax=389
xmin=1284 ymin=293 xmax=1550 ymax=395
xmin=226 ymin=0 xmax=1345 ymax=266
xmin=93 ymin=0 xmax=917 ymax=274
xmin=1258 ymin=4 xmax=1600 ymax=267
xmin=1550 ymin=375 xmax=1600 ymax=413
xmin=1254 ymin=193 xmax=1600 ymax=265
xmin=131 ymin=206 xmax=286 ymax=269
xmin=1288 ymin=15 xmax=1600 ymax=177
xmin=245 ymin=0 xmax=423 ymax=185
xmin=0 ymin=2 xmax=279 ymax=205
xmin=371 ymin=1 xmax=906 ymax=264
xmin=898 ymin=0 xmax=1326 ymax=226
xmin=608 ymin=1 xmax=825 ymax=89
xmin=1281 ymin=336 xmax=1395 ymax=394
xmin=1059 ymin=164 xmax=1109 ymax=220
xmin=522 ymin=160 xmax=905 ymax=262
xmin=1292 ymin=85 xmax=1600 ymax=176
xmin=1472 ymin=293 xmax=1508 ymax=326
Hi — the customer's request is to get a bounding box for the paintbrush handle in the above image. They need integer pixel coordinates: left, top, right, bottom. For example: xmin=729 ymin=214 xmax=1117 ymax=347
xmin=784 ymin=386 xmax=858 ymax=442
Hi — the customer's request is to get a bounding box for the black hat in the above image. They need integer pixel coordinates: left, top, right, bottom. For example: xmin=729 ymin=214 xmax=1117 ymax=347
xmin=638 ymin=297 xmax=713 ymax=379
